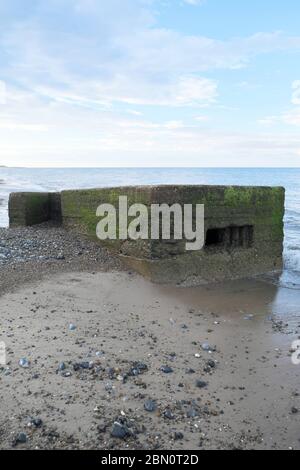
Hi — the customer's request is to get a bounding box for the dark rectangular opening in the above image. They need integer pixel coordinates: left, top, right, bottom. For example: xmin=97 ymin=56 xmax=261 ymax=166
xmin=206 ymin=228 xmax=226 ymax=247
xmin=206 ymin=226 xmax=254 ymax=249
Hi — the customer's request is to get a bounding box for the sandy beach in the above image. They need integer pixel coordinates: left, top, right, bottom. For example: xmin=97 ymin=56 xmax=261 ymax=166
xmin=0 ymin=224 xmax=300 ymax=450
xmin=2 ymin=0 xmax=300 ymax=455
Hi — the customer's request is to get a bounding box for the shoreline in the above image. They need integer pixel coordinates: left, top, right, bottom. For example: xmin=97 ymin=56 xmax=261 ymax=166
xmin=0 ymin=225 xmax=300 ymax=449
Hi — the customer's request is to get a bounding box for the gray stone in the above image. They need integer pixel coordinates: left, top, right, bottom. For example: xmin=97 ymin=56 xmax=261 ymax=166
xmin=160 ymin=365 xmax=173 ymax=374
xmin=111 ymin=422 xmax=131 ymax=439
xmin=196 ymin=380 xmax=208 ymax=389
xmin=16 ymin=433 xmax=27 ymax=444
xmin=19 ymin=358 xmax=30 ymax=368
xmin=144 ymin=400 xmax=157 ymax=412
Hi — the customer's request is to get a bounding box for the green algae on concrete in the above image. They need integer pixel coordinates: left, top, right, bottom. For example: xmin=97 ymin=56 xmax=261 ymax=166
xmin=8 ymin=185 xmax=285 ymax=285
xmin=59 ymin=185 xmax=285 ymax=283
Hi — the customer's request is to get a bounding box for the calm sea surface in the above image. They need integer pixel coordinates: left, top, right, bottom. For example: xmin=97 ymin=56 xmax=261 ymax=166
xmin=0 ymin=167 xmax=299 ymax=288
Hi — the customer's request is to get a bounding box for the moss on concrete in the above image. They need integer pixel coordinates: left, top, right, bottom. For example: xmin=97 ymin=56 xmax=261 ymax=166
xmin=9 ymin=185 xmax=285 ymax=284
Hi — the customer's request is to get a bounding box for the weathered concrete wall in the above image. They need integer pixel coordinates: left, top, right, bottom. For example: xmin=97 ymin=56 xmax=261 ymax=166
xmin=9 ymin=192 xmax=61 ymax=227
xmin=8 ymin=185 xmax=285 ymax=284
xmin=49 ymin=193 xmax=62 ymax=224
xmin=60 ymin=185 xmax=285 ymax=284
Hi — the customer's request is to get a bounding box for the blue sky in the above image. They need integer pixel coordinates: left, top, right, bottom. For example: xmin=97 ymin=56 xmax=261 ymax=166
xmin=0 ymin=0 xmax=300 ymax=167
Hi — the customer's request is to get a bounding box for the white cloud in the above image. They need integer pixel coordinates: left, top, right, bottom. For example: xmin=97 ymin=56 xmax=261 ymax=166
xmin=258 ymin=116 xmax=279 ymax=126
xmin=32 ymin=75 xmax=217 ymax=108
xmin=183 ymin=0 xmax=205 ymax=5
xmin=163 ymin=120 xmax=185 ymax=129
xmin=194 ymin=115 xmax=209 ymax=122
xmin=2 ymin=121 xmax=300 ymax=167
xmin=283 ymin=109 xmax=300 ymax=126
xmin=2 ymin=4 xmax=300 ymax=112
xmin=0 ymin=81 xmax=6 ymax=105
xmin=1 ymin=1 xmax=300 ymax=166
xmin=0 ymin=119 xmax=47 ymax=132
xmin=170 ymin=77 xmax=217 ymax=106
xmin=94 ymin=75 xmax=218 ymax=107
xmin=259 ymin=82 xmax=300 ymax=128
xmin=285 ymin=82 xmax=300 ymax=125
xmin=0 ymin=83 xmax=299 ymax=167
xmin=292 ymin=80 xmax=300 ymax=105
xmin=126 ymin=109 xmax=143 ymax=116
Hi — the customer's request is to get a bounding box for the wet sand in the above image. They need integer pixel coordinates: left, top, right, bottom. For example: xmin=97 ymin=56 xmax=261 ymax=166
xmin=0 ymin=268 xmax=300 ymax=450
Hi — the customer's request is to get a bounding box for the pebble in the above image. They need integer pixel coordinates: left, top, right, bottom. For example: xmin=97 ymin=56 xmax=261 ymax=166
xmin=62 ymin=371 xmax=72 ymax=378
xmin=0 ymin=224 xmax=121 ymax=272
xmin=244 ymin=314 xmax=254 ymax=321
xmin=128 ymin=362 xmax=148 ymax=376
xmin=97 ymin=422 xmax=107 ymax=433
xmin=204 ymin=359 xmax=216 ymax=372
xmin=96 ymin=351 xmax=105 ymax=357
xmin=174 ymin=431 xmax=184 ymax=440
xmin=28 ymin=417 xmax=43 ymax=428
xmin=206 ymin=359 xmax=216 ymax=369
xmin=163 ymin=408 xmax=175 ymax=420
xmin=73 ymin=361 xmax=93 ymax=371
xmin=186 ymin=407 xmax=198 ymax=418
xmin=196 ymin=380 xmax=208 ymax=389
xmin=19 ymin=358 xmax=30 ymax=368
xmin=144 ymin=400 xmax=157 ymax=412
xmin=15 ymin=433 xmax=27 ymax=444
xmin=201 ymin=343 xmax=216 ymax=352
xmin=160 ymin=365 xmax=173 ymax=374
xmin=111 ymin=421 xmax=131 ymax=439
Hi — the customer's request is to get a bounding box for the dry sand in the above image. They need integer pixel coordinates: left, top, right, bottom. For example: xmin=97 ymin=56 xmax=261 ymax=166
xmin=1 ymin=267 xmax=300 ymax=450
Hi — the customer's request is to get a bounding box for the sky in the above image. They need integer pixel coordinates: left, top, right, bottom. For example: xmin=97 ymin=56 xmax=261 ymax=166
xmin=0 ymin=0 xmax=300 ymax=167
